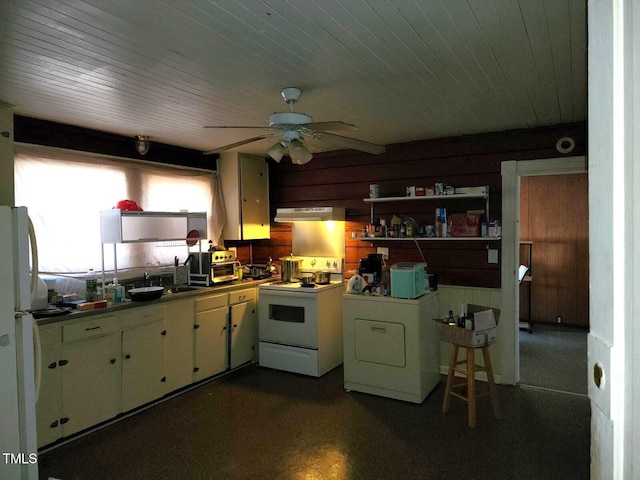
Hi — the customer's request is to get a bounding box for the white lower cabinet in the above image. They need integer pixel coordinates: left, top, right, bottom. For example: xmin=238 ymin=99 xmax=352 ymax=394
xmin=164 ymin=299 xmax=195 ymax=392
xmin=121 ymin=321 xmax=167 ymax=411
xmin=61 ymin=328 xmax=121 ymax=437
xmin=229 ymin=288 xmax=257 ymax=369
xmin=119 ymin=306 xmax=166 ymax=412
xmin=36 ymin=286 xmax=260 ymax=448
xmin=36 ymin=341 xmax=62 ymax=447
xmin=194 ymin=293 xmax=228 ymax=381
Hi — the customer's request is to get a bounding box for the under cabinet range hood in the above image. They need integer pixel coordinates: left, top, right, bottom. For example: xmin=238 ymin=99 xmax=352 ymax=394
xmin=274 ymin=207 xmax=345 ymax=223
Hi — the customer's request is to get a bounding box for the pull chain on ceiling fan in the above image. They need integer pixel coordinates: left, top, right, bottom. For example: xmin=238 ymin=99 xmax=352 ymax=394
xmin=203 ymin=87 xmax=385 ymax=163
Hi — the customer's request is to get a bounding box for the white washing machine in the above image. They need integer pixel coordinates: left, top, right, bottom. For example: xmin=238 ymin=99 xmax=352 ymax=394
xmin=342 ymin=292 xmax=440 ymax=403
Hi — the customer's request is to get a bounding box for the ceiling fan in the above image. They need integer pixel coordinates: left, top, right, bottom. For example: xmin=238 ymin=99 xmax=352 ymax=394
xmin=203 ymin=87 xmax=385 ymax=164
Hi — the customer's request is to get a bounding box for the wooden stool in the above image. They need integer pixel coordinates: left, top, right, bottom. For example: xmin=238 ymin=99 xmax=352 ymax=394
xmin=442 ymin=343 xmax=501 ymax=428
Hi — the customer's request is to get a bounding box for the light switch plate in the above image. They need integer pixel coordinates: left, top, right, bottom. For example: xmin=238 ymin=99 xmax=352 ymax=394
xmin=377 ymin=246 xmax=389 ymax=260
xmin=488 ymin=249 xmax=498 ymax=264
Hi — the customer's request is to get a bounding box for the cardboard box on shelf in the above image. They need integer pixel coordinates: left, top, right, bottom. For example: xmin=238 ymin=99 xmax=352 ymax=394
xmin=450 ymin=212 xmax=482 ymax=237
xmin=436 ymin=304 xmax=500 ymax=348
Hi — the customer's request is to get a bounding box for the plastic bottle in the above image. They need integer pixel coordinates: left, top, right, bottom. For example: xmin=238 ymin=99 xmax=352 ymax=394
xmin=85 ymin=268 xmax=97 ymax=301
xmin=106 ymin=278 xmax=124 ymax=305
xmin=391 ymin=214 xmax=401 ymax=238
xmin=105 ymin=280 xmax=115 ymax=305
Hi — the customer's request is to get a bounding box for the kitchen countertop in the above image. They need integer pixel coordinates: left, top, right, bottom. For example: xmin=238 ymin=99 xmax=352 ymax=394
xmin=35 ymin=276 xmax=278 ymax=326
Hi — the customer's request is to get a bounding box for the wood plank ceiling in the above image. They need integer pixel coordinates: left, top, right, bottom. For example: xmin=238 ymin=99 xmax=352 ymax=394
xmin=1 ymin=0 xmax=586 ymax=156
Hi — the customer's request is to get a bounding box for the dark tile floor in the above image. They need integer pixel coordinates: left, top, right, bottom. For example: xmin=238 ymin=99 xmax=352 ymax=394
xmin=38 ymin=365 xmax=590 ymax=480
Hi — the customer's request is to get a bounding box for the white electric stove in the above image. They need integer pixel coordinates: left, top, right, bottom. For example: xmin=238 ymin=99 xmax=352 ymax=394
xmin=258 ymin=256 xmax=344 ymax=377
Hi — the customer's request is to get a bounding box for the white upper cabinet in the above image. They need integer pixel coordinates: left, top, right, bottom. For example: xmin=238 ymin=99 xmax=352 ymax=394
xmin=100 ymin=210 xmax=207 ymax=243
xmin=217 ymin=153 xmax=270 ymax=240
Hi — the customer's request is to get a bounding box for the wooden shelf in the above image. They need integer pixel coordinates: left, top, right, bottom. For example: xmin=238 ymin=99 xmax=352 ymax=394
xmin=363 ymin=192 xmax=488 ymax=203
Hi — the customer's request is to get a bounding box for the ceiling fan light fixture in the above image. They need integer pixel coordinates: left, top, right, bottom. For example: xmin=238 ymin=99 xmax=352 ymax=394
xmin=267 ymin=141 xmax=288 ymax=163
xmin=289 ymin=139 xmax=312 ymax=165
xmin=135 ymin=135 xmax=150 ymax=155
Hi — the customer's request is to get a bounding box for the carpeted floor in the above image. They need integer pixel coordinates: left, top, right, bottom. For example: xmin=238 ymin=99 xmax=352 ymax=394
xmin=519 ymin=323 xmax=588 ymax=395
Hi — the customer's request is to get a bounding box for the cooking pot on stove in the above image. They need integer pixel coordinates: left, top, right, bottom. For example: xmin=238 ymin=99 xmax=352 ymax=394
xmin=313 ymin=271 xmax=331 ymax=285
xmin=299 ymin=274 xmax=314 ymax=286
xmin=279 ymin=255 xmax=303 ymax=282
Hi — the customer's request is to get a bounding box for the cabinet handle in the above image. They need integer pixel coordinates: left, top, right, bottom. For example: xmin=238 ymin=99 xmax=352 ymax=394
xmin=193 ymin=367 xmax=199 ymax=372
xmin=49 ymin=420 xmax=59 ymax=429
xmin=85 ymin=326 xmax=101 ymax=331
xmin=194 ymin=324 xmax=200 ymax=330
xmin=252 ymin=309 xmax=255 ymax=314
xmin=60 ymin=417 xmax=69 ymax=425
xmin=110 ymin=358 xmax=116 ymax=364
xmin=125 ymin=354 xmax=131 ymax=359
xmin=233 ymin=324 xmax=238 ymax=330
xmin=371 ymin=326 xmax=386 ymax=333
xmin=161 ymin=376 xmax=166 ymax=383
xmin=239 ymin=295 xmax=246 ymax=301
xmin=58 ymin=359 xmax=68 ymax=367
xmin=161 ymin=330 xmax=167 ymax=336
xmin=48 ymin=361 xmax=57 ymax=369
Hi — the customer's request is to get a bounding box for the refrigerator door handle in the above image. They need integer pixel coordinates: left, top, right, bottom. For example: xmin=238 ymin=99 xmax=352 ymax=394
xmin=27 ymin=215 xmax=38 ymax=301
xmin=33 ymin=319 xmax=41 ymax=402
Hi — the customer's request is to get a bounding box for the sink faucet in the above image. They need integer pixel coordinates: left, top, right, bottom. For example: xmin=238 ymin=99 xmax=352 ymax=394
xmin=144 ymin=272 xmax=150 ymax=286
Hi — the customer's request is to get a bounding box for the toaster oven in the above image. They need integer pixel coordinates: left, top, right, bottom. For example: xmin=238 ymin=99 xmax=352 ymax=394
xmin=189 ymin=251 xmax=237 ymax=285
xmin=390 ymin=262 xmax=429 ymax=299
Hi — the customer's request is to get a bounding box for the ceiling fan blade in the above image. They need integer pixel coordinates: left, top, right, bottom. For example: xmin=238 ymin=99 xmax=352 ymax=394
xmin=304 ymin=121 xmax=359 ymax=132
xmin=203 ymin=125 xmax=269 ymax=129
xmin=203 ymin=135 xmax=274 ymax=155
xmin=315 ymin=132 xmax=385 ymax=155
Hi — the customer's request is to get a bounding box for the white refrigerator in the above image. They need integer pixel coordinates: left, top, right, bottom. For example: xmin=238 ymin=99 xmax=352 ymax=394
xmin=0 ymin=206 xmax=39 ymax=480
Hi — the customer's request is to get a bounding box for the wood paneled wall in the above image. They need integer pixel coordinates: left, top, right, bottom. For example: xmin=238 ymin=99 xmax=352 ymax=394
xmin=519 ymin=174 xmax=589 ymax=327
xmin=248 ymin=123 xmax=586 ymax=289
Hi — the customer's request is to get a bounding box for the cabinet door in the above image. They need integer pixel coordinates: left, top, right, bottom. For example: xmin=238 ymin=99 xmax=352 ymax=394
xmin=121 ymin=321 xmax=167 ymax=412
xmin=61 ymin=332 xmax=120 ymax=436
xmin=36 ymin=345 xmax=62 ymax=448
xmin=240 ymin=156 xmax=270 ymax=239
xmin=230 ymin=300 xmax=256 ymax=369
xmin=194 ymin=307 xmax=228 ymax=381
xmin=164 ymin=299 xmax=195 ymax=392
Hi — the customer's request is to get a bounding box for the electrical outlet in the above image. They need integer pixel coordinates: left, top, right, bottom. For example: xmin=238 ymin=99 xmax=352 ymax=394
xmin=377 ymin=246 xmax=389 ymax=260
xmin=488 ymin=249 xmax=498 ymax=264
xmin=556 ymin=316 xmax=562 ymax=324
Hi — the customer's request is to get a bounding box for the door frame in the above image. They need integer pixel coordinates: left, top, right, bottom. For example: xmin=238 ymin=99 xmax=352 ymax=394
xmin=500 ymin=156 xmax=587 ymax=385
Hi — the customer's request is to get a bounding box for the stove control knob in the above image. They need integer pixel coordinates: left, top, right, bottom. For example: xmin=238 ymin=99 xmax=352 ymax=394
xmin=310 ymin=259 xmax=316 ymax=267
xmin=326 ymin=260 xmax=331 ymax=268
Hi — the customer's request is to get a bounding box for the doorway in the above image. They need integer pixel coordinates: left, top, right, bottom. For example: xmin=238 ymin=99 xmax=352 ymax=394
xmin=517 ymin=174 xmax=589 ymax=395
xmin=500 ymin=157 xmax=587 ymax=386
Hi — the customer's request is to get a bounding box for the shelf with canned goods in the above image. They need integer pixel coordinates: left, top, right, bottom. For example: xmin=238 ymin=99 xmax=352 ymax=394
xmin=362 ymin=185 xmax=497 ymax=240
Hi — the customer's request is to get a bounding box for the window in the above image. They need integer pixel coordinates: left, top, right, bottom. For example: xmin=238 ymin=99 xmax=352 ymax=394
xmin=15 ymin=145 xmax=225 ymax=276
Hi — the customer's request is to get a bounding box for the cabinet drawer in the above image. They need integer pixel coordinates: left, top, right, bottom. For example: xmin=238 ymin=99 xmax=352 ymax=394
xmin=38 ymin=325 xmax=61 ymax=348
xmin=195 ymin=293 xmax=228 ymax=312
xmin=63 ymin=315 xmax=118 ymax=342
xmin=228 ymin=288 xmax=256 ymax=305
xmin=119 ymin=305 xmax=164 ymax=328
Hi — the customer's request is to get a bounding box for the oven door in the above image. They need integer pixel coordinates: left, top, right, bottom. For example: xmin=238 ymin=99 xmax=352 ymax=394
xmin=211 ymin=262 xmax=236 ymax=283
xmin=258 ymin=289 xmax=318 ymax=349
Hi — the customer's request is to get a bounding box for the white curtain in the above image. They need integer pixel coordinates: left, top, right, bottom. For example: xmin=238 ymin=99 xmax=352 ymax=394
xmin=14 ymin=144 xmax=226 ymax=276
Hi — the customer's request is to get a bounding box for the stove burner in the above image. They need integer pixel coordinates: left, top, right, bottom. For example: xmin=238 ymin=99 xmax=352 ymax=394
xmin=300 ymin=283 xmax=316 ymax=288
